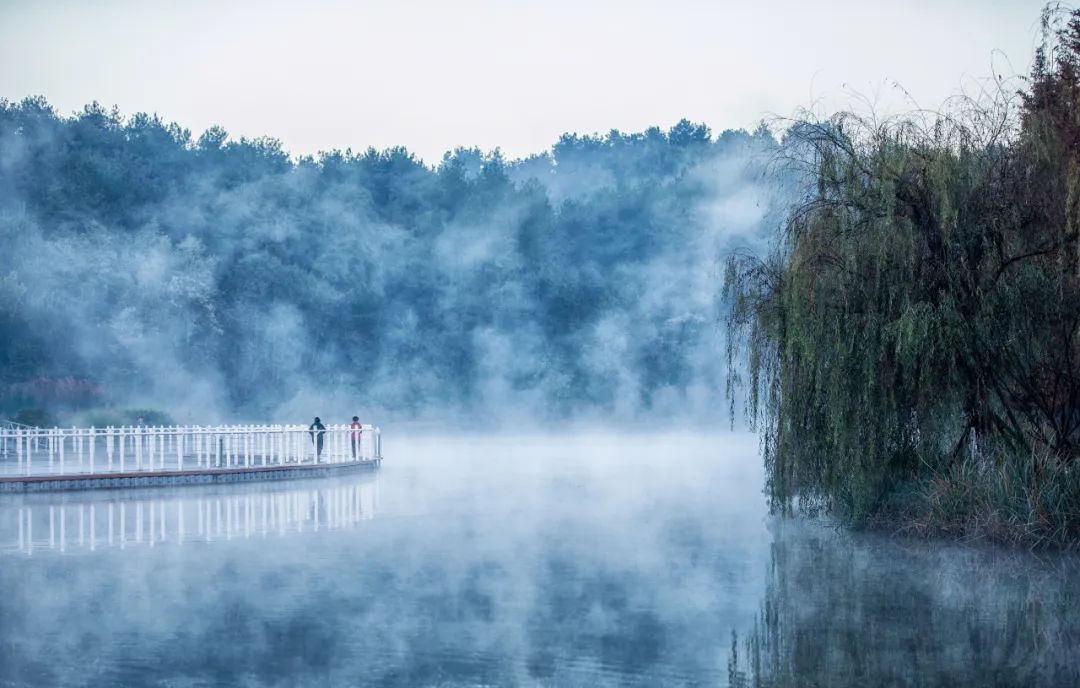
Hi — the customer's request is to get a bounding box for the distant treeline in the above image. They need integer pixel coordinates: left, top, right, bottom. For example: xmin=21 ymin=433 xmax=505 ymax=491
xmin=725 ymin=8 xmax=1080 ymax=546
xmin=0 ymin=98 xmax=780 ymax=422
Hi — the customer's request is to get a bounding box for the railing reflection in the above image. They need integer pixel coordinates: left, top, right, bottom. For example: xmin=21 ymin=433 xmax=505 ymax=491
xmin=4 ymin=474 xmax=379 ymax=555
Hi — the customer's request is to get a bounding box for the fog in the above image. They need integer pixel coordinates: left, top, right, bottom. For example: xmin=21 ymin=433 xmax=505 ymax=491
xmin=0 ymin=100 xmax=787 ymax=426
xmin=3 ymin=433 xmax=1078 ymax=687
xmin=1 ymin=433 xmax=770 ymax=685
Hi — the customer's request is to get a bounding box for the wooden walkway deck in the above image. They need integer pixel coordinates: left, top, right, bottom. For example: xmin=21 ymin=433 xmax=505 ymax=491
xmin=0 ymin=458 xmax=380 ymax=493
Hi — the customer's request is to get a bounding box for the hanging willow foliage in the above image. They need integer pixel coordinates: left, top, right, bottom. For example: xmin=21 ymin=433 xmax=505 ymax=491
xmin=726 ymin=8 xmax=1080 ymax=529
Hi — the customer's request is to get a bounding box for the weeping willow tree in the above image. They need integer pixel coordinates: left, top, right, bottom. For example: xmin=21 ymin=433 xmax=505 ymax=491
xmin=726 ymin=8 xmax=1080 ymax=542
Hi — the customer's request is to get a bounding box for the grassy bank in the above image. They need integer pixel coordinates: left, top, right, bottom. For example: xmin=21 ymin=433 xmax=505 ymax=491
xmin=724 ymin=7 xmax=1080 ymax=549
xmin=892 ymin=449 xmax=1080 ymax=549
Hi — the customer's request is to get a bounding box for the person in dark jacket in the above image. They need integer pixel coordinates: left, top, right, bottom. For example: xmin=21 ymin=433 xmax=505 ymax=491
xmin=308 ymin=417 xmax=326 ymax=460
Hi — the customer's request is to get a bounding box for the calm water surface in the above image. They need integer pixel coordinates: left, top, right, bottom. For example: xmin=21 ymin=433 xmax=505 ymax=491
xmin=0 ymin=433 xmax=1077 ymax=687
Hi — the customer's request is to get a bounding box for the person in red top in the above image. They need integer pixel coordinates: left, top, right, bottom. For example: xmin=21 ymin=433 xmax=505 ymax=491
xmin=350 ymin=416 xmax=362 ymax=459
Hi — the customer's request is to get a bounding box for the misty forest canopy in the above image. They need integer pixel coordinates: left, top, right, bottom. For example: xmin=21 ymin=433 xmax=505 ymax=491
xmin=725 ymin=9 xmax=1080 ymax=546
xmin=0 ymin=99 xmax=780 ymax=422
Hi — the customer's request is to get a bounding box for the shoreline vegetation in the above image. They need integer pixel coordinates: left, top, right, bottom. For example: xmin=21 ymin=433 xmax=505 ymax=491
xmin=724 ymin=7 xmax=1080 ymax=550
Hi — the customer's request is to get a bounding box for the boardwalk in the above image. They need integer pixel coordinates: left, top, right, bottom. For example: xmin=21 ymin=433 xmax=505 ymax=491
xmin=0 ymin=423 xmax=383 ymax=492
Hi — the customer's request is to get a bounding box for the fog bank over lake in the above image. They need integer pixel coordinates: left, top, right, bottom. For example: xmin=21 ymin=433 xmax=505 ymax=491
xmin=2 ymin=432 xmax=1078 ymax=687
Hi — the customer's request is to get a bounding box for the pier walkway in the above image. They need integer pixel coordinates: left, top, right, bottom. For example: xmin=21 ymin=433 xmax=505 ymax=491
xmin=0 ymin=423 xmax=382 ymax=492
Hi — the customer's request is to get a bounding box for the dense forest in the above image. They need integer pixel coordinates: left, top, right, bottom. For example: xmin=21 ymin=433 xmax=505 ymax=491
xmin=0 ymin=99 xmax=780 ymax=425
xmin=724 ymin=8 xmax=1080 ymax=546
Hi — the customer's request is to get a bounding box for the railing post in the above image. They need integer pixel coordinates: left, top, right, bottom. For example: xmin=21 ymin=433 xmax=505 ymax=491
xmin=107 ymin=426 xmax=114 ymax=472
xmin=274 ymin=425 xmax=279 ymax=465
xmin=325 ymin=424 xmax=331 ymax=464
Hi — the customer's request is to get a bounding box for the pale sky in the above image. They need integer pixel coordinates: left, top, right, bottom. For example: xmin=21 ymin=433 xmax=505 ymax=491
xmin=0 ymin=0 xmax=1049 ymax=163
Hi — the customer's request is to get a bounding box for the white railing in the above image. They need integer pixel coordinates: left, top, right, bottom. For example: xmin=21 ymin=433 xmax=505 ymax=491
xmin=0 ymin=423 xmax=382 ymax=477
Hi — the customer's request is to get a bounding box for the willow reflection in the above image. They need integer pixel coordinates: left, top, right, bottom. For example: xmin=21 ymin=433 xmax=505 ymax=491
xmin=728 ymin=523 xmax=1080 ymax=687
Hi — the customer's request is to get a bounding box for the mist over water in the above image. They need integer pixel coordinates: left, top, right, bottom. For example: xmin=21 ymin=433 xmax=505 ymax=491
xmin=730 ymin=521 xmax=1080 ymax=688
xmin=0 ymin=101 xmax=786 ymax=425
xmin=3 ymin=73 xmax=1079 ymax=688
xmin=2 ymin=433 xmax=1077 ymax=687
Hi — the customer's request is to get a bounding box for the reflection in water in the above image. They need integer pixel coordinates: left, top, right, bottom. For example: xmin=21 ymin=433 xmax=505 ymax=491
xmin=1 ymin=434 xmax=1078 ymax=687
xmin=728 ymin=522 xmax=1080 ymax=687
xmin=3 ymin=476 xmax=379 ymax=555
xmin=0 ymin=434 xmax=769 ymax=687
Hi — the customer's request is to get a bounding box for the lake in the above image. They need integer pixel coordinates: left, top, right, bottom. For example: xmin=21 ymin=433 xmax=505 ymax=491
xmin=1 ymin=432 xmax=1077 ymax=687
